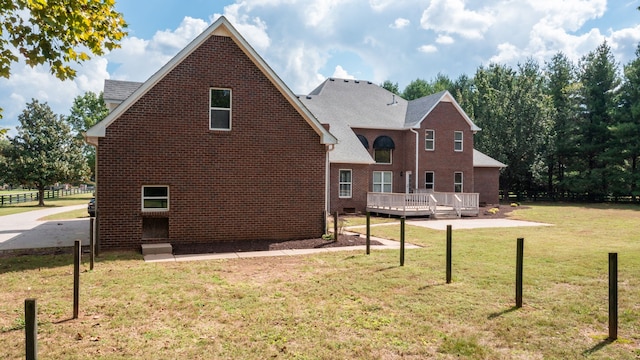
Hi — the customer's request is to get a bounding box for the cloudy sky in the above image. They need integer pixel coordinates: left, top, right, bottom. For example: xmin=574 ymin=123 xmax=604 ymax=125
xmin=2 ymin=0 xmax=640 ymax=134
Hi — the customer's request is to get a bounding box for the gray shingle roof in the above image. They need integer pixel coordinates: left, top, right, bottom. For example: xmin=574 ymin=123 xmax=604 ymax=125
xmin=103 ymin=80 xmax=143 ymax=102
xmin=473 ymin=149 xmax=507 ymax=168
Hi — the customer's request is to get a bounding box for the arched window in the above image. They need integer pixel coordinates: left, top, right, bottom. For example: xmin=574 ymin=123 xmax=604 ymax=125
xmin=356 ymin=134 xmax=369 ymax=149
xmin=373 ymin=135 xmax=395 ymax=164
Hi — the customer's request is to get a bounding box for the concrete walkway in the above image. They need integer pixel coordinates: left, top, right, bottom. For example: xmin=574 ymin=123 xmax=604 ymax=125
xmin=0 ymin=205 xmax=89 ymax=251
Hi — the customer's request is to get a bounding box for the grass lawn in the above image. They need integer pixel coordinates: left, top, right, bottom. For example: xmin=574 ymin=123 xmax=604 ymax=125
xmin=0 ymin=203 xmax=639 ymax=359
xmin=0 ymin=193 xmax=93 ymax=217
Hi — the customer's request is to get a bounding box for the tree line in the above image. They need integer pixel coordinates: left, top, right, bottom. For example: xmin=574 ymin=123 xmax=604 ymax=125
xmin=384 ymin=41 xmax=640 ymax=202
xmin=0 ymin=93 xmax=107 ymax=205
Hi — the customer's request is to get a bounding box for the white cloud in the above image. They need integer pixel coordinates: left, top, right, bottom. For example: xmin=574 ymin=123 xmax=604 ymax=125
xmin=390 ymin=18 xmax=410 ymax=29
xmin=418 ymin=44 xmax=438 ymax=54
xmin=435 ymin=35 xmax=454 ymax=44
xmin=420 ymin=0 xmax=494 ymax=39
xmin=332 ymin=65 xmax=356 ymax=79
xmin=526 ymin=0 xmax=606 ymax=31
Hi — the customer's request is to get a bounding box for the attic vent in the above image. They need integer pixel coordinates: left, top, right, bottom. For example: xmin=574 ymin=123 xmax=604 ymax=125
xmin=329 ymin=78 xmax=335 ymax=81
xmin=355 ymin=80 xmax=360 ymax=83
xmin=344 ymin=79 xmax=349 ymax=82
xmin=367 ymin=81 xmax=372 ymax=84
xmin=306 ymin=96 xmax=312 ymax=99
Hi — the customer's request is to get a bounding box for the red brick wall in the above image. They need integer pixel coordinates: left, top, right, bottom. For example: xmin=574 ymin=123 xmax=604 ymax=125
xmin=97 ymin=35 xmax=326 ymax=250
xmin=329 ymin=163 xmax=369 ymax=214
xmin=416 ymin=102 xmax=475 ymax=193
xmin=351 ymin=129 xmax=407 ymax=193
xmin=474 ymin=167 xmax=500 ymax=205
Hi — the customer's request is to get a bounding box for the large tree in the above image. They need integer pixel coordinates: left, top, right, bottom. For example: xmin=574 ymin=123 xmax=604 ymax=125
xmin=575 ymin=41 xmax=620 ymax=200
xmin=68 ymin=91 xmax=109 ymax=178
xmin=544 ymin=52 xmax=580 ymax=197
xmin=7 ymin=99 xmax=89 ymax=205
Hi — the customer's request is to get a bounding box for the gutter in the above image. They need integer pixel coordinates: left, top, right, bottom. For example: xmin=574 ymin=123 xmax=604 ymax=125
xmin=325 ymin=144 xmax=335 ymax=233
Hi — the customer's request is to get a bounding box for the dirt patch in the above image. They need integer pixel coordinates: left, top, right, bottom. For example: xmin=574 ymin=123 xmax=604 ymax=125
xmin=475 ymin=204 xmax=525 ymax=219
xmin=172 ymin=234 xmax=381 ymax=255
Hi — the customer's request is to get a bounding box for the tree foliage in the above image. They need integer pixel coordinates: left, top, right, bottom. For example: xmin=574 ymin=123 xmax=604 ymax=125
xmin=6 ymin=99 xmax=89 ymax=205
xmin=381 ymin=80 xmax=400 ymax=95
xmin=0 ymin=0 xmax=127 ymax=80
xmin=68 ymin=91 xmax=109 ymax=179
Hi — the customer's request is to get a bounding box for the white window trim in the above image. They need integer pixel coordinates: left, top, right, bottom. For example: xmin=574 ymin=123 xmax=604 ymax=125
xmin=454 ymin=131 xmax=463 ymax=152
xmin=338 ymin=169 xmax=352 ymax=198
xmin=425 ymin=129 xmax=435 ymax=151
xmin=209 ymin=88 xmax=232 ymax=131
xmin=454 ymin=172 xmax=463 ymax=193
xmin=142 ymin=185 xmax=170 ymax=212
xmin=374 ymin=148 xmax=393 ymax=164
xmin=373 ymin=171 xmax=393 ymax=193
xmin=425 ymin=171 xmax=435 ymax=190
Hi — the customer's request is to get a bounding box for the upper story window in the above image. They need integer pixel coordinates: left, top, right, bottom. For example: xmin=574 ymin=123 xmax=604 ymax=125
xmin=454 ymin=131 xmax=463 ymax=151
xmin=339 ymin=169 xmax=352 ymax=198
xmin=454 ymin=172 xmax=463 ymax=192
xmin=210 ymin=88 xmax=231 ymax=130
xmin=373 ymin=135 xmax=395 ymax=164
xmin=425 ymin=130 xmax=435 ymax=151
xmin=142 ymin=186 xmax=169 ymax=211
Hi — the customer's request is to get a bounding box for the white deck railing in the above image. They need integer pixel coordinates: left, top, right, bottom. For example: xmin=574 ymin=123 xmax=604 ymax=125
xmin=367 ymin=191 xmax=479 ymax=217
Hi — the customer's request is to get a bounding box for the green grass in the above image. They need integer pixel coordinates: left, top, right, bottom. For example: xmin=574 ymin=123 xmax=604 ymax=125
xmin=0 ymin=203 xmax=639 ymax=359
xmin=0 ymin=193 xmax=92 ymax=217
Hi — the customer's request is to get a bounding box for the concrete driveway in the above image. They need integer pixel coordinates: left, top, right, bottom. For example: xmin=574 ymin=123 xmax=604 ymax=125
xmin=0 ymin=205 xmax=90 ymax=251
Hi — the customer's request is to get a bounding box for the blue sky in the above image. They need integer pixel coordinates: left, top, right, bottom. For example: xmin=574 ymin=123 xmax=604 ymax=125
xmin=2 ymin=0 xmax=640 ymax=135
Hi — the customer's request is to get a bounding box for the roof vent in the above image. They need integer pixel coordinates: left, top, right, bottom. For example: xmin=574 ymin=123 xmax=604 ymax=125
xmin=387 ymin=94 xmax=398 ymax=106
xmin=355 ymin=80 xmax=360 ymax=83
xmin=344 ymin=79 xmax=349 ymax=82
xmin=306 ymin=96 xmax=312 ymax=99
xmin=329 ymin=78 xmax=335 ymax=81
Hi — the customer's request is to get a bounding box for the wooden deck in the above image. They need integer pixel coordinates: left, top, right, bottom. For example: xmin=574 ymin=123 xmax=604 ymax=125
xmin=366 ymin=192 xmax=479 ymax=218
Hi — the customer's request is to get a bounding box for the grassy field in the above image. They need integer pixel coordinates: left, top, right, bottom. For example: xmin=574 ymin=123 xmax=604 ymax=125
xmin=0 ymin=203 xmax=639 ymax=359
xmin=0 ymin=193 xmax=92 ymax=217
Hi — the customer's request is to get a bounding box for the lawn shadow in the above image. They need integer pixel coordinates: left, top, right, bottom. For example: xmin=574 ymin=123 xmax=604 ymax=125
xmin=487 ymin=306 xmax=520 ymax=319
xmin=418 ymin=282 xmax=447 ymax=290
xmin=582 ymin=338 xmax=614 ymax=356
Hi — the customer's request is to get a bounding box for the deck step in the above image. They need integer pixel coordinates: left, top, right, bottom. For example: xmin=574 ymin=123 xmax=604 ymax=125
xmin=141 ymin=243 xmax=173 ymax=256
xmin=433 ymin=210 xmax=459 ymax=219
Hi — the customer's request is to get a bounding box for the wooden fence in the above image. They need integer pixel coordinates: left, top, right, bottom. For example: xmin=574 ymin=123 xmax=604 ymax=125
xmin=0 ymin=187 xmax=93 ymax=206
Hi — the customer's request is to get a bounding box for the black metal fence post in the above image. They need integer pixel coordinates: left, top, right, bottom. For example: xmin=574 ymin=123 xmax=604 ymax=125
xmin=516 ymin=238 xmax=524 ymax=308
xmin=25 ymin=298 xmax=37 ymax=360
xmin=609 ymin=252 xmax=618 ymax=340
xmin=73 ymin=240 xmax=81 ymax=319
xmin=400 ymin=217 xmax=405 ymax=266
xmin=446 ymin=225 xmax=452 ymax=284
xmin=366 ymin=212 xmax=371 ymax=255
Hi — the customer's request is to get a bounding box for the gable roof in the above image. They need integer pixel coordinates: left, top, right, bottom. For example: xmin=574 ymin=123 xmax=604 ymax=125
xmin=103 ymin=79 xmax=142 ymax=104
xmin=473 ymin=149 xmax=507 ymax=168
xmin=86 ymin=16 xmax=336 ymax=146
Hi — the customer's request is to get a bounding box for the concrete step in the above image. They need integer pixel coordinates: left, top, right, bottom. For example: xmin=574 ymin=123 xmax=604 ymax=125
xmin=141 ymin=243 xmax=173 ymax=256
xmin=433 ymin=211 xmax=459 ymax=219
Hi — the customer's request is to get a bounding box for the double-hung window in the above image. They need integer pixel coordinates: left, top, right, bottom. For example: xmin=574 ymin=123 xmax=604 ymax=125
xmin=339 ymin=169 xmax=352 ymax=198
xmin=425 ymin=171 xmax=435 ymax=190
xmin=210 ymin=88 xmax=231 ymax=130
xmin=454 ymin=172 xmax=463 ymax=193
xmin=425 ymin=130 xmax=435 ymax=151
xmin=142 ymin=186 xmax=169 ymax=211
xmin=373 ymin=171 xmax=392 ymax=193
xmin=454 ymin=131 xmax=463 ymax=152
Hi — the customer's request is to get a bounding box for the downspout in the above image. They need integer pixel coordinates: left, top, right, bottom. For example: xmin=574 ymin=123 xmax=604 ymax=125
xmin=410 ymin=128 xmax=419 ymax=191
xmin=325 ymin=144 xmax=335 ymax=234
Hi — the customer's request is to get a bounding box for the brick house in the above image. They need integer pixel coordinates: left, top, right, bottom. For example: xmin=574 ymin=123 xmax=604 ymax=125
xmin=299 ymin=78 xmax=506 ymax=215
xmin=85 ymin=17 xmax=337 ymax=251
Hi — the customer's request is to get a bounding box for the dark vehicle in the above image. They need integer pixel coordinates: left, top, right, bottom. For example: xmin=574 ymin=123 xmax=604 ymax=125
xmin=88 ymin=198 xmax=96 ymax=217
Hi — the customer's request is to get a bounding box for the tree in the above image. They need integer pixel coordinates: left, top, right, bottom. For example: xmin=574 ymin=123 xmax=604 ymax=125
xmin=68 ymin=91 xmax=109 ymax=179
xmin=611 ymin=44 xmax=640 ymax=201
xmin=6 ymin=99 xmax=89 ymax=205
xmin=545 ymin=52 xmax=580 ymax=197
xmin=381 ymin=80 xmax=400 ymax=95
xmin=0 ymin=136 xmax=10 ymax=185
xmin=402 ymin=78 xmax=430 ymax=100
xmin=1 ymin=0 xmax=127 ymax=80
xmin=575 ymin=41 xmax=620 ymax=200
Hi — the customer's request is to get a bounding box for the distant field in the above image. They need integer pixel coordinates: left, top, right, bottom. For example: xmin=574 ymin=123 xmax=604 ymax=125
xmin=0 ymin=203 xmax=638 ymax=359
xmin=0 ymin=192 xmax=92 ymax=216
